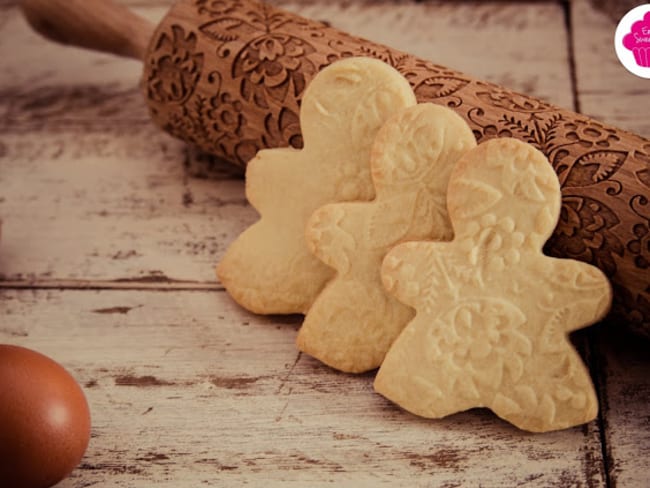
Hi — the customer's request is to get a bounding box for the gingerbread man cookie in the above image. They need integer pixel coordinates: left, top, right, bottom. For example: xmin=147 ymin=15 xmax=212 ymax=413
xmin=375 ymin=138 xmax=612 ymax=432
xmin=217 ymin=57 xmax=416 ymax=314
xmin=297 ymin=104 xmax=476 ymax=373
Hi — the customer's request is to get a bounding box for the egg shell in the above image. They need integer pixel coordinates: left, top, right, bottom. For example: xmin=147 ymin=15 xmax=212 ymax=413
xmin=0 ymin=344 xmax=91 ymax=488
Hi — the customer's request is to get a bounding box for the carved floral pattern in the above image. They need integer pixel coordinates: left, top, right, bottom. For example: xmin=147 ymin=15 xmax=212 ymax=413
xmin=146 ymin=25 xmax=203 ymax=104
xmin=629 ymin=222 xmax=650 ymax=269
xmin=545 ymin=196 xmax=625 ymax=277
xmin=629 ymin=194 xmax=650 ymax=269
xmin=142 ymin=0 xmax=650 ymax=337
xmin=430 ymin=300 xmax=532 ymax=390
xmin=233 ymin=34 xmax=316 ymax=109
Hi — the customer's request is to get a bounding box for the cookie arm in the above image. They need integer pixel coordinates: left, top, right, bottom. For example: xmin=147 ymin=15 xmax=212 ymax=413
xmin=537 ymin=258 xmax=613 ymax=332
xmin=305 ymin=203 xmax=359 ymax=275
xmin=245 ymin=147 xmax=303 ymax=212
xmin=381 ymin=241 xmax=454 ymax=308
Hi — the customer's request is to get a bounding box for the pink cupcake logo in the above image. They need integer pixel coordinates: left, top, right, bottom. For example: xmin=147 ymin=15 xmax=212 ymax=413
xmin=622 ymin=11 xmax=650 ymax=67
xmin=615 ymin=5 xmax=650 ymax=78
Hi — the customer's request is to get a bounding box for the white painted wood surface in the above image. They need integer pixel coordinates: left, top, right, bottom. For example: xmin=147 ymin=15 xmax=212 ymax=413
xmin=1 ymin=289 xmax=606 ymax=486
xmin=594 ymin=327 xmax=650 ymax=488
xmin=0 ymin=0 xmax=648 ymax=486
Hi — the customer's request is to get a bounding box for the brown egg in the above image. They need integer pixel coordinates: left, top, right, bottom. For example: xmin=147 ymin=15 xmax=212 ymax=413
xmin=0 ymin=344 xmax=91 ymax=488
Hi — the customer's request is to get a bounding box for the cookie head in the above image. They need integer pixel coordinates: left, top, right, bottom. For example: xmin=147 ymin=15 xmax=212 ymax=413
xmin=300 ymin=57 xmax=416 ymax=154
xmin=371 ymin=103 xmax=476 ymax=194
xmin=448 ymin=138 xmax=561 ymax=250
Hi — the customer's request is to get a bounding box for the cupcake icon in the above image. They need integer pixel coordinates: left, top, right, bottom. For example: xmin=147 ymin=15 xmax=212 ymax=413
xmin=622 ymin=11 xmax=650 ymax=67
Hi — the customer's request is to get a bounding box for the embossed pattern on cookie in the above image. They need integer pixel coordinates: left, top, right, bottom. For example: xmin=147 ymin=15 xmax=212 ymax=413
xmin=297 ymin=104 xmax=476 ymax=373
xmin=217 ymin=57 xmax=416 ymax=314
xmin=375 ymin=138 xmax=612 ymax=432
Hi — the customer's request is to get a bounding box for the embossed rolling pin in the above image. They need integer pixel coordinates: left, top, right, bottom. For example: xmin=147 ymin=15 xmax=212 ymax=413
xmin=21 ymin=0 xmax=650 ymax=338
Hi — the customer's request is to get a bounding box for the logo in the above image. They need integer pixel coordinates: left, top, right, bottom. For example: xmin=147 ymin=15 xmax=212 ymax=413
xmin=615 ymin=5 xmax=650 ymax=78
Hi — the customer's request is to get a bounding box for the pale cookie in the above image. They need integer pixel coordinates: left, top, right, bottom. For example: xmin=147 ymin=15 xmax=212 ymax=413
xmin=375 ymin=138 xmax=612 ymax=432
xmin=297 ymin=104 xmax=476 ymax=373
xmin=217 ymin=57 xmax=416 ymax=314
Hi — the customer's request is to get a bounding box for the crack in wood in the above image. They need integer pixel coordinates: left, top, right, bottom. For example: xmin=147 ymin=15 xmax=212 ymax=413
xmin=590 ymin=326 xmax=615 ymax=488
xmin=114 ymin=374 xmax=176 ymax=387
xmin=210 ymin=375 xmax=262 ymax=389
xmin=405 ymin=448 xmax=469 ymax=472
xmin=78 ymin=462 xmax=143 ymax=476
xmin=276 ymin=351 xmax=302 ymax=395
xmin=91 ymin=305 xmax=139 ymax=315
xmin=0 ymin=84 xmax=148 ymax=133
xmin=0 ymin=326 xmax=28 ymax=337
xmin=135 ymin=452 xmax=171 ymax=463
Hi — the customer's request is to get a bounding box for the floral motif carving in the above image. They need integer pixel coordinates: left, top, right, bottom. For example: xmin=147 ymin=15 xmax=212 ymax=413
xmin=142 ymin=0 xmax=650 ymax=336
xmin=147 ymin=25 xmax=203 ymax=104
xmin=412 ymin=77 xmax=469 ymax=101
xmin=634 ymin=145 xmax=650 ymax=189
xmin=560 ymin=150 xmax=627 ymax=188
xmin=233 ymin=34 xmax=316 ymax=109
xmin=474 ymin=83 xmax=553 ymax=113
xmin=629 ymin=195 xmax=650 ymax=272
xmin=195 ymin=0 xmax=245 ymax=17
xmin=545 ymin=196 xmax=624 ymax=277
xmin=614 ymin=284 xmax=650 ymax=339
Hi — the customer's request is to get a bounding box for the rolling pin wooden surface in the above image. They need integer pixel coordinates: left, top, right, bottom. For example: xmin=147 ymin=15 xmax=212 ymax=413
xmin=21 ymin=0 xmax=650 ymax=339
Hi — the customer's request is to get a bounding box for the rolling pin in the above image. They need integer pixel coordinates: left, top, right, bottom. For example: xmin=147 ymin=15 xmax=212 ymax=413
xmin=21 ymin=0 xmax=650 ymax=339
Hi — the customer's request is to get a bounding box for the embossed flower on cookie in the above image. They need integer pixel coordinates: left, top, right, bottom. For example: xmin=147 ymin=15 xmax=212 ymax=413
xmin=456 ymin=215 xmax=526 ymax=276
xmin=623 ymin=11 xmax=650 ymax=67
xmin=429 ymin=300 xmax=532 ymax=391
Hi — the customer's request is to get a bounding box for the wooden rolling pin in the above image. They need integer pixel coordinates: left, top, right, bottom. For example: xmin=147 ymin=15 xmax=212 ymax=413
xmin=21 ymin=0 xmax=650 ymax=339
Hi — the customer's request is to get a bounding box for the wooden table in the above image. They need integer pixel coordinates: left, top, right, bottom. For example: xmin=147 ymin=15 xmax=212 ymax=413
xmin=1 ymin=0 xmax=648 ymax=486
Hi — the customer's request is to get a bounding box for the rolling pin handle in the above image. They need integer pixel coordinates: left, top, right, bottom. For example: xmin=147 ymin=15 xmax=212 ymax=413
xmin=20 ymin=0 xmax=155 ymax=60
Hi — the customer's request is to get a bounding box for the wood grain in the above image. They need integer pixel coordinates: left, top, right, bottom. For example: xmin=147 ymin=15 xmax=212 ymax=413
xmin=1 ymin=0 xmax=649 ymax=486
xmin=20 ymin=0 xmax=155 ymax=60
xmin=0 ymin=130 xmax=249 ymax=283
xmin=0 ymin=289 xmax=607 ymax=487
xmin=594 ymin=325 xmax=650 ymax=488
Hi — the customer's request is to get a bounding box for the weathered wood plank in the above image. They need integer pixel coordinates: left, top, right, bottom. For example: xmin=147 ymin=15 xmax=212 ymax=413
xmin=0 ymin=289 xmax=606 ymax=486
xmin=571 ymin=2 xmax=650 ymax=485
xmin=571 ymin=0 xmax=650 ymax=137
xmin=0 ymin=130 xmax=249 ymax=283
xmin=593 ymin=325 xmax=650 ymax=487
